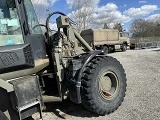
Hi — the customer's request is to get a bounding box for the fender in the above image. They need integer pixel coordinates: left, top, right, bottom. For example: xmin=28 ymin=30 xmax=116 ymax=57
xmin=77 ymin=50 xmax=105 ymax=83
xmin=68 ymin=50 xmax=105 ymax=103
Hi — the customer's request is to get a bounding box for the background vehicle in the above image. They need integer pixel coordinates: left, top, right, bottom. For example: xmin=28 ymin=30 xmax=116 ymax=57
xmin=119 ymin=31 xmax=130 ymax=50
xmin=81 ymin=29 xmax=130 ymax=53
xmin=129 ymin=38 xmax=136 ymax=49
xmin=0 ymin=0 xmax=127 ymax=119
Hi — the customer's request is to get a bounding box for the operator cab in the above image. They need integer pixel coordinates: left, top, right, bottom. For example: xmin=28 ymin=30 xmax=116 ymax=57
xmin=0 ymin=0 xmax=44 ymax=45
xmin=0 ymin=0 xmax=49 ymax=80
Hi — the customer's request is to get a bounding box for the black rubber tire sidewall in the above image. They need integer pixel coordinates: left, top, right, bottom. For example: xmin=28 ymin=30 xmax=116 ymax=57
xmin=81 ymin=57 xmax=126 ymax=115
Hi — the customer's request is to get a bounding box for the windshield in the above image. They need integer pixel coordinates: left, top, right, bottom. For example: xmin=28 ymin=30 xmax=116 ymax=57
xmin=119 ymin=32 xmax=129 ymax=37
xmin=0 ymin=0 xmax=24 ymax=46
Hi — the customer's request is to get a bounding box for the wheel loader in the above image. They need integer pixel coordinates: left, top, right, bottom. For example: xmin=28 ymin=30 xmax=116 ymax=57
xmin=0 ymin=0 xmax=127 ymax=119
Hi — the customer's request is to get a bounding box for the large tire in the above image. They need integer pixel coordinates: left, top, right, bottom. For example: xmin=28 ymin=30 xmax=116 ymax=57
xmin=81 ymin=56 xmax=126 ymax=115
xmin=130 ymin=44 xmax=135 ymax=49
xmin=101 ymin=46 xmax=108 ymax=53
xmin=111 ymin=46 xmax=115 ymax=53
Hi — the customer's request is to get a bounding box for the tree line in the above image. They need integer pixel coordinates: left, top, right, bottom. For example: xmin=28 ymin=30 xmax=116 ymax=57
xmin=32 ymin=0 xmax=160 ymax=36
xmin=130 ymin=18 xmax=160 ymax=38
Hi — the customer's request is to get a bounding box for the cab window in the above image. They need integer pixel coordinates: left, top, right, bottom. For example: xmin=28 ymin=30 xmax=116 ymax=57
xmin=23 ymin=0 xmax=43 ymax=34
xmin=0 ymin=0 xmax=24 ymax=46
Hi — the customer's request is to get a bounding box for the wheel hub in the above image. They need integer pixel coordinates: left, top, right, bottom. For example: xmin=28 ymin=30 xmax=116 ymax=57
xmin=101 ymin=76 xmax=112 ymax=91
xmin=98 ymin=71 xmax=119 ymax=100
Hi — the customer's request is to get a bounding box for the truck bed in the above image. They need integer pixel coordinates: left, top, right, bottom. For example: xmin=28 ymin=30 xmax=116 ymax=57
xmin=81 ymin=29 xmax=121 ymax=47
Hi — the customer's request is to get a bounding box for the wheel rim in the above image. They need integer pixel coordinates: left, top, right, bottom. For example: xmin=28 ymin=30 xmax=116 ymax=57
xmin=102 ymin=46 xmax=108 ymax=53
xmin=123 ymin=45 xmax=127 ymax=51
xmin=98 ymin=70 xmax=119 ymax=100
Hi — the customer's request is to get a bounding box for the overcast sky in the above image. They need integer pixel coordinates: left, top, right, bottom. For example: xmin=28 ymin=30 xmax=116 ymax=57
xmin=32 ymin=0 xmax=160 ymax=30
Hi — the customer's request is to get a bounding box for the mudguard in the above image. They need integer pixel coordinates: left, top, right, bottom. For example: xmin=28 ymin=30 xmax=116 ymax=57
xmin=68 ymin=50 xmax=105 ymax=103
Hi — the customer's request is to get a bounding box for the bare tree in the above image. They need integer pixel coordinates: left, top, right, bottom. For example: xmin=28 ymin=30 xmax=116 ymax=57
xmin=130 ymin=19 xmax=155 ymax=37
xmin=103 ymin=23 xmax=110 ymax=29
xmin=155 ymin=23 xmax=160 ymax=37
xmin=69 ymin=0 xmax=95 ymax=33
xmin=31 ymin=0 xmax=52 ymax=24
xmin=113 ymin=23 xmax=123 ymax=32
xmin=152 ymin=15 xmax=160 ymax=24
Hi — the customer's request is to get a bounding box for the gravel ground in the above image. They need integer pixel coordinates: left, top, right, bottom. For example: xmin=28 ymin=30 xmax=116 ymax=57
xmin=35 ymin=48 xmax=160 ymax=120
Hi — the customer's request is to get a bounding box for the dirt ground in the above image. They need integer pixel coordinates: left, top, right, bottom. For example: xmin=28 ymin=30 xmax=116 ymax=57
xmin=34 ymin=48 xmax=160 ymax=120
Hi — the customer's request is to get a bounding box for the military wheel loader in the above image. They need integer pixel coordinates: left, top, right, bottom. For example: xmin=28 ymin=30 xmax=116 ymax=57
xmin=0 ymin=0 xmax=127 ymax=119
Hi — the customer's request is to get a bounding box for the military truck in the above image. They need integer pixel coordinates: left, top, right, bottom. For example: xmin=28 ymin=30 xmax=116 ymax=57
xmin=81 ymin=29 xmax=130 ymax=53
xmin=0 ymin=0 xmax=127 ymax=119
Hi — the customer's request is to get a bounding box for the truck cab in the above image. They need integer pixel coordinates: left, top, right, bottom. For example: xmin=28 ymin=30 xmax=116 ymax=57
xmin=119 ymin=31 xmax=130 ymax=47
